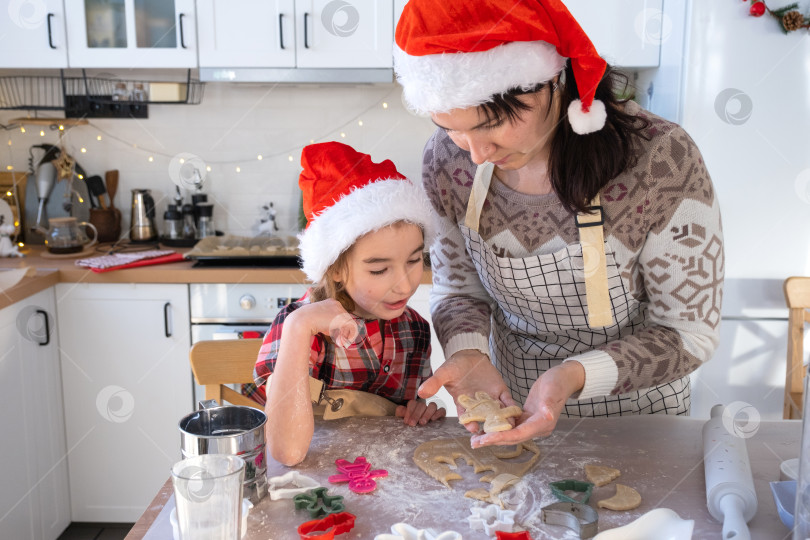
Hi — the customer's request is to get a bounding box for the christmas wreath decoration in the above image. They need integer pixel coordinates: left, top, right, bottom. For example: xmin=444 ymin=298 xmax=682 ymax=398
xmin=743 ymin=1 xmax=810 ymax=33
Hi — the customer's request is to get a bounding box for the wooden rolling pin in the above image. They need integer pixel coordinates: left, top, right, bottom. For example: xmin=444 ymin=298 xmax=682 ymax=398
xmin=703 ymin=404 xmax=758 ymax=540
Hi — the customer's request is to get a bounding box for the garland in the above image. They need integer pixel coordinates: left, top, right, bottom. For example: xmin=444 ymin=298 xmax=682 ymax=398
xmin=744 ymin=1 xmax=810 ymax=33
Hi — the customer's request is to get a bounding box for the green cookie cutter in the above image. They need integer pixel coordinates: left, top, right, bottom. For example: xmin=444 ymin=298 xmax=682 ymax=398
xmin=293 ymin=487 xmax=346 ymax=518
xmin=550 ymin=479 xmax=594 ymax=504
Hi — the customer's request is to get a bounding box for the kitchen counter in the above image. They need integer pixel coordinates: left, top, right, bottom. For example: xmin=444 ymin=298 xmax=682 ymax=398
xmin=129 ymin=415 xmax=799 ymax=539
xmin=0 ymin=245 xmax=433 ymax=310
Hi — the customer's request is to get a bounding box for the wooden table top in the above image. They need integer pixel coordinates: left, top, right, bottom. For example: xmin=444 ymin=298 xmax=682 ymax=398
xmin=126 ymin=415 xmax=800 ymax=540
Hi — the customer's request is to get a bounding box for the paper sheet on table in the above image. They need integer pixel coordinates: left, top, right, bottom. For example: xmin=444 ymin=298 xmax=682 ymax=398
xmin=0 ymin=267 xmax=33 ymax=294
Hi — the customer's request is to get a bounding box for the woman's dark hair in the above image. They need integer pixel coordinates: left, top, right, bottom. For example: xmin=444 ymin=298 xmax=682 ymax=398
xmin=479 ymin=63 xmax=651 ymax=214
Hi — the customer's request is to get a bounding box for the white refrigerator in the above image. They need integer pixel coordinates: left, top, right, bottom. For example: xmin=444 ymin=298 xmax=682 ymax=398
xmin=671 ymin=0 xmax=810 ymax=419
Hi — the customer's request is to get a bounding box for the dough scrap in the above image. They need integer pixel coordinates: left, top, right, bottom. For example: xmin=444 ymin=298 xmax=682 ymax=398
xmin=585 ymin=464 xmax=621 ymax=487
xmin=413 ymin=436 xmax=540 ymax=493
xmin=597 ymin=483 xmax=641 ymax=511
xmin=458 ymin=392 xmax=523 ymax=433
xmin=464 ymin=473 xmax=520 ymax=507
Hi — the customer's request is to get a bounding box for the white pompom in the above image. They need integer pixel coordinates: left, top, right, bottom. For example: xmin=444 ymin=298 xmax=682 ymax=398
xmin=568 ymin=99 xmax=607 ymax=135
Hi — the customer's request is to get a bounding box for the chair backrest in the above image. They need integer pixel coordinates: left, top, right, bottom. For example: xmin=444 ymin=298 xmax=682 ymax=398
xmin=189 ymin=339 xmax=263 ymax=410
xmin=784 ymin=277 xmax=810 ymax=419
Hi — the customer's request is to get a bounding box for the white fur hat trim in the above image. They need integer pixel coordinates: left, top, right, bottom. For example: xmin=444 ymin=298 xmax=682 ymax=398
xmin=298 ymin=179 xmax=435 ymax=283
xmin=567 ymin=98 xmax=607 ymax=134
xmin=394 ymin=41 xmax=566 ymax=115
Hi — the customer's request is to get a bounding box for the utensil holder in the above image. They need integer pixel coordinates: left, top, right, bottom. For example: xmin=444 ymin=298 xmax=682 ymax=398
xmin=89 ymin=207 xmax=121 ymax=243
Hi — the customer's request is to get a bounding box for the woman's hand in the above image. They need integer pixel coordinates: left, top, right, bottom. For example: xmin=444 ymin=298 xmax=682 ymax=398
xmin=417 ymin=349 xmax=515 ymax=433
xmin=395 ymin=400 xmax=446 ymax=426
xmin=289 ymin=298 xmax=361 ymax=347
xmin=469 ymin=361 xmax=586 ymax=448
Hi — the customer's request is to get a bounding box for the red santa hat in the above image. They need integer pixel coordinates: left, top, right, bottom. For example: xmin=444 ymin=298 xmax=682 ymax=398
xmin=394 ymin=0 xmax=608 ymax=135
xmin=297 ymin=141 xmax=434 ymax=283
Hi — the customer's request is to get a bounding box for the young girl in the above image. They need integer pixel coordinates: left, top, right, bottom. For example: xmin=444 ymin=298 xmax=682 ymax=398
xmin=251 ymin=141 xmax=445 ymax=466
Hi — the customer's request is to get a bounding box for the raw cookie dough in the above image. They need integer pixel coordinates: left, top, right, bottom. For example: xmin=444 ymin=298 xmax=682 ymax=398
xmin=465 ymin=473 xmax=520 ymax=507
xmin=585 ymin=464 xmax=621 ymax=487
xmin=412 ymin=436 xmax=541 ymax=497
xmin=597 ymin=483 xmax=642 ymax=511
xmin=458 ymin=392 xmax=523 ymax=433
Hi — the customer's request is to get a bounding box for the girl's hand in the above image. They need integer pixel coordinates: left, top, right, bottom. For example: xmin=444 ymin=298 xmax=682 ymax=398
xmin=395 ymin=399 xmax=446 ymax=426
xmin=289 ymin=298 xmax=362 ymax=348
xmin=469 ymin=361 xmax=586 ymax=448
xmin=417 ymin=349 xmax=515 ymax=433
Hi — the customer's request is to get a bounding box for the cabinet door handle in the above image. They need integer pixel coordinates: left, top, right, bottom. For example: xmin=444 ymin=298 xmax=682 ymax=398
xmin=178 ymin=13 xmax=187 ymax=49
xmin=46 ymin=13 xmax=56 ymax=49
xmin=163 ymin=302 xmax=172 ymax=337
xmin=304 ymin=12 xmax=310 ymax=49
xmin=279 ymin=13 xmax=285 ymax=49
xmin=35 ymin=309 xmax=50 ymax=346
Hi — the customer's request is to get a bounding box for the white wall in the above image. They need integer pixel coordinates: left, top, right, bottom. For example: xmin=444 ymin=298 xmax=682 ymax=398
xmin=0 ymin=81 xmax=436 ymax=237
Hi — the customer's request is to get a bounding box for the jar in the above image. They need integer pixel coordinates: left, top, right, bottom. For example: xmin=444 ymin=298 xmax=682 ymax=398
xmin=163 ymin=205 xmax=183 ymax=240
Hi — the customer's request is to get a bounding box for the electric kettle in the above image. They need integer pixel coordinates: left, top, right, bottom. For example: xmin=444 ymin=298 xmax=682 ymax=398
xmin=130 ymin=189 xmax=158 ymax=242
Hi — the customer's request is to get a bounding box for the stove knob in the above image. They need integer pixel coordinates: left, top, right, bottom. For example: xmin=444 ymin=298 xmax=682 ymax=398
xmin=239 ymin=294 xmax=256 ymax=310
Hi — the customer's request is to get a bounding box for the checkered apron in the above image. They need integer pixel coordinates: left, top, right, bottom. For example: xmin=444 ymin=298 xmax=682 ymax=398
xmin=461 ymin=164 xmax=690 ymax=417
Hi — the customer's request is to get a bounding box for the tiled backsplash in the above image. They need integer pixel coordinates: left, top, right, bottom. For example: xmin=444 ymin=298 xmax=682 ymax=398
xmin=1 ymin=82 xmax=436 ymax=238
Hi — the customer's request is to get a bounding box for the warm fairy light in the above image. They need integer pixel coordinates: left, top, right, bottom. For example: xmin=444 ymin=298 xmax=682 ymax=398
xmin=6 ymin=165 xmax=12 ymax=170
xmin=6 ymin=191 xmax=11 ymax=196
xmin=17 ymin=242 xmax=24 ymax=247
xmin=7 ymin=139 xmax=11 ymax=146
xmin=310 ymin=139 xmax=315 ymax=144
xmin=58 ymin=125 xmax=64 ymax=131
xmin=39 ymin=130 xmax=45 ymax=136
xmin=206 ymin=166 xmax=211 ymax=172
xmin=20 ymin=127 xmax=25 ymax=133
xmin=80 ymin=147 xmax=86 ymax=153
xmin=14 ymin=221 xmax=19 ymax=227
xmin=179 ymin=158 xmax=185 ymax=164
xmin=77 ymin=195 xmax=84 ymax=203
xmin=288 ymin=155 xmax=294 ymax=162
xmin=97 ymin=135 xmax=102 ymax=141
xmin=148 ymin=156 xmax=154 ymax=162
xmin=236 ymin=166 xmax=241 ymax=172
xmin=358 ymin=120 xmax=363 ymax=126
xmin=257 ymin=154 xmax=263 ymax=160
xmin=382 ymin=102 xmax=388 ymax=109
xmin=340 ymin=132 xmax=346 ymax=138
xmin=77 ymin=174 xmax=84 ymax=180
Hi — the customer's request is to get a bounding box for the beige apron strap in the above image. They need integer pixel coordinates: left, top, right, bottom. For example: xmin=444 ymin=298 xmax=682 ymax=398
xmin=576 ymin=193 xmax=613 ymax=328
xmin=464 ymin=161 xmax=495 ymax=232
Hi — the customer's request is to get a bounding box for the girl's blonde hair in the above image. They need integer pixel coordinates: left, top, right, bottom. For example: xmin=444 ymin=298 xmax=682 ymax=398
xmin=307 ymin=221 xmax=425 ymax=313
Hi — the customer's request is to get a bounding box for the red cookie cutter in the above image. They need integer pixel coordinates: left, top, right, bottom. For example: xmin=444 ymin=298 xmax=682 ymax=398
xmin=496 ymin=532 xmax=533 ymax=540
xmin=328 ymin=456 xmax=388 ymax=494
xmin=297 ymin=511 xmax=356 ymax=540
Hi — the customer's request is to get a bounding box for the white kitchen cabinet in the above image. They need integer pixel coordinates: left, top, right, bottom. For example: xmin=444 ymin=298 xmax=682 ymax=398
xmin=563 ymin=0 xmax=662 ymax=68
xmin=198 ymin=0 xmax=393 ymax=77
xmin=55 ymin=283 xmax=192 ymax=522
xmin=197 ymin=0 xmax=296 ymax=68
xmin=0 ymin=287 xmax=70 ymax=540
xmin=64 ymin=0 xmax=197 ymax=68
xmin=0 ymin=0 xmax=68 ymax=68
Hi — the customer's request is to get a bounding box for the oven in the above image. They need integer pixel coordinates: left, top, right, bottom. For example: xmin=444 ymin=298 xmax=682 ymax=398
xmin=189 ymin=283 xmax=309 ymax=404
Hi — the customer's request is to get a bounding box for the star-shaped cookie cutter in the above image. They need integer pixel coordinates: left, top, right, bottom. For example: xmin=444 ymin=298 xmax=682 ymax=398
xmin=374 ymin=522 xmax=462 ymax=540
xmin=268 ymin=471 xmax=320 ymax=500
xmin=328 ymin=456 xmax=388 ymax=494
xmin=468 ymin=504 xmax=516 ymax=536
xmin=540 ymin=502 xmax=598 ymax=539
xmin=298 ymin=511 xmax=355 ymax=539
xmin=293 ymin=487 xmax=346 ymax=518
xmin=549 ymin=479 xmax=594 ymax=504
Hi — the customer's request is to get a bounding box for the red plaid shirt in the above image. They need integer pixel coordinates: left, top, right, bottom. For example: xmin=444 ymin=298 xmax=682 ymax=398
xmin=246 ymin=300 xmax=432 ymax=406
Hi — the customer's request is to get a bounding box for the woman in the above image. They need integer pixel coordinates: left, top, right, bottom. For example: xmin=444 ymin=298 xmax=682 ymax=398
xmin=393 ymin=0 xmax=724 ymax=447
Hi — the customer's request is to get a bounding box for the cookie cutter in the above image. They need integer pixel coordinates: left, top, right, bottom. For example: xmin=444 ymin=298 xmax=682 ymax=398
xmin=374 ymin=523 xmax=462 ymax=540
xmin=495 ymin=532 xmax=533 ymax=540
xmin=298 ymin=511 xmax=356 ymax=540
xmin=294 ymin=487 xmax=346 ymax=518
xmin=328 ymin=456 xmax=388 ymax=494
xmin=468 ymin=504 xmax=516 ymax=536
xmin=268 ymin=471 xmax=320 ymax=500
xmin=540 ymin=502 xmax=599 ymax=539
xmin=550 ymin=479 xmax=595 ymax=504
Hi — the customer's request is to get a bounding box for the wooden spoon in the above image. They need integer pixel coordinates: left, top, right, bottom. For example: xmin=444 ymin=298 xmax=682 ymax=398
xmin=104 ymin=170 xmax=118 ymax=209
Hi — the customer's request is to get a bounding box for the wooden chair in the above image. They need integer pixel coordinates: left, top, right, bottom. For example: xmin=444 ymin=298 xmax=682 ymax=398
xmin=784 ymin=277 xmax=810 ymax=419
xmin=189 ymin=339 xmax=263 ymax=410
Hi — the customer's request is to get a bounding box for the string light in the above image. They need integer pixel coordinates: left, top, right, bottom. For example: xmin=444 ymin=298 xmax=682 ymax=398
xmin=340 ymin=132 xmax=346 ymax=138
xmin=206 ymin=165 xmax=211 ymax=172
xmin=358 ymin=120 xmax=363 ymax=126
xmin=58 ymin=124 xmax=64 ymax=131
xmin=7 ymin=140 xmax=11 ymax=146
xmin=39 ymin=130 xmax=45 ymax=136
xmin=20 ymin=126 xmax=25 ymax=133
xmin=236 ymin=166 xmax=241 ymax=172
xmin=257 ymin=154 xmax=263 ymax=160
xmin=5 ymin=191 xmax=11 ymax=197
xmin=382 ymin=102 xmax=388 ymax=109
xmin=148 ymin=156 xmax=154 ymax=162
xmin=5 ymin=165 xmax=11 ymax=170
xmin=80 ymin=147 xmax=86 ymax=153
xmin=97 ymin=135 xmax=102 ymax=141
xmin=288 ymin=155 xmax=294 ymax=162
xmin=179 ymin=158 xmax=185 ymax=164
